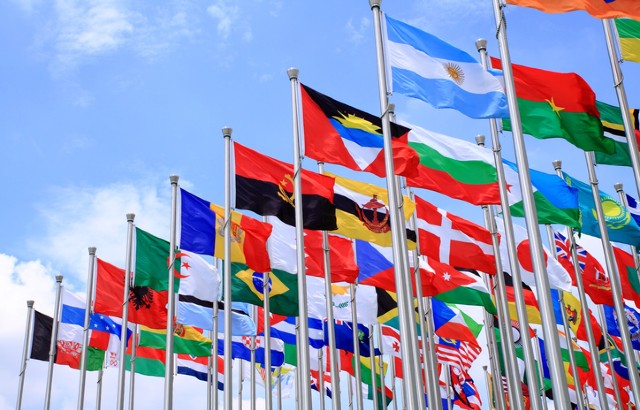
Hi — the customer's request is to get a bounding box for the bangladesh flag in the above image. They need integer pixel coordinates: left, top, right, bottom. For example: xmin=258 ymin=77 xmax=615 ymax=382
xmin=228 ymin=263 xmax=298 ymax=317
xmin=492 ymin=58 xmax=615 ymax=154
xmin=594 ymin=100 xmax=640 ymax=167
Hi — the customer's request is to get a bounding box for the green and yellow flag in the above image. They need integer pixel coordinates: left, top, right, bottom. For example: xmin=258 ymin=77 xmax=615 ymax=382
xmin=616 ymin=19 xmax=640 ymax=63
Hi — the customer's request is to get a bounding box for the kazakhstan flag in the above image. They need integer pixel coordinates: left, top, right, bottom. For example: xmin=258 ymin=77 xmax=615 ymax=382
xmin=563 ymin=172 xmax=640 ymax=247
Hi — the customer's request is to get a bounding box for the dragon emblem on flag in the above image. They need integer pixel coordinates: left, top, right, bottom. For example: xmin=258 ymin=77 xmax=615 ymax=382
xmin=355 ymin=194 xmax=390 ymax=233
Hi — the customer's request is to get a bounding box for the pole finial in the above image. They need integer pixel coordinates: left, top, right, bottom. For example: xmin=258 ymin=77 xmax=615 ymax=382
xmin=27 ymin=300 xmax=34 ymax=308
xmin=88 ymin=247 xmax=97 ymax=255
xmin=388 ymin=103 xmax=395 ymax=114
xmin=170 ymin=175 xmax=179 ymax=184
xmin=55 ymin=275 xmax=63 ymax=283
xmin=552 ymin=160 xmax=562 ymax=171
xmin=126 ymin=213 xmax=135 ymax=222
xmin=369 ymin=0 xmax=381 ymax=9
xmin=482 ymin=365 xmax=488 ymax=371
xmin=222 ymin=126 xmax=232 ymax=138
xmin=287 ymin=67 xmax=299 ymax=80
xmin=475 ymin=38 xmax=487 ymax=52
xmin=475 ymin=134 xmax=486 ymax=146
xmin=614 ymin=182 xmax=624 ymax=192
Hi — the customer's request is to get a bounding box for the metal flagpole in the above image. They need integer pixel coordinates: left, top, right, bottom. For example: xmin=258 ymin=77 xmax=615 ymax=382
xmin=16 ymin=299 xmax=34 ymax=410
xmin=350 ymin=283 xmax=365 ymax=410
xmin=95 ymin=366 xmax=103 ymax=410
xmin=490 ymin=2 xmax=571 ymax=406
xmin=163 ymin=175 xmax=180 ymax=410
xmin=532 ymin=332 xmax=548 ymax=410
xmin=207 ymin=334 xmax=213 ymax=410
xmin=369 ymin=326 xmax=379 ymax=410
xmin=375 ymin=328 xmax=387 ymax=409
xmin=317 ymin=161 xmax=342 ymax=410
xmin=77 ymin=247 xmax=97 ymax=410
xmin=445 ymin=364 xmax=453 ymax=410
xmin=368 ymin=2 xmax=423 ymax=407
xmin=584 ymin=151 xmax=640 ymax=402
xmin=482 ymin=366 xmax=493 ymax=410
xmin=222 ymin=127 xmax=235 ymax=409
xmin=347 ymin=368 xmax=354 ymax=410
xmin=598 ymin=305 xmax=624 ymax=407
xmin=614 ymin=183 xmax=640 ymax=282
xmin=286 ymin=67 xmax=313 ymax=410
xmin=127 ymin=325 xmax=138 ymax=410
xmin=238 ymin=359 xmax=243 ymax=410
xmin=250 ymin=308 xmax=256 ymax=410
xmin=44 ymin=275 xmax=64 ymax=410
xmin=260 ymin=216 xmax=272 ymax=410
xmin=485 ymin=326 xmax=506 ymax=410
xmin=389 ymin=354 xmax=398 ymax=410
xmin=319 ymin=350 xmax=326 ymax=410
xmin=117 ymin=213 xmax=135 ymax=410
xmin=603 ymin=19 xmax=640 ymax=199
xmin=552 ymin=160 xmax=609 ymax=409
xmin=277 ymin=366 xmax=283 ymax=410
xmin=212 ymin=301 xmax=219 ymax=410
xmin=544 ymin=225 xmax=585 ymax=410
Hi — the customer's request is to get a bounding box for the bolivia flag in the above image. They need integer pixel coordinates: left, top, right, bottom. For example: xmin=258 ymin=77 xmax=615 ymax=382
xmin=507 ymin=0 xmax=640 ymax=20
xmin=138 ymin=325 xmax=212 ymax=357
xmin=180 ymin=188 xmax=272 ymax=272
xmin=492 ymin=57 xmax=615 ymax=155
xmin=300 ymin=83 xmax=419 ymax=178
xmin=616 ymin=19 xmax=640 ymax=63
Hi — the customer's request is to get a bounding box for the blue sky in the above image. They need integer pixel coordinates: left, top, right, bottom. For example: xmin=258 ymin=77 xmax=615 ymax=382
xmin=2 ymin=0 xmax=640 ymax=408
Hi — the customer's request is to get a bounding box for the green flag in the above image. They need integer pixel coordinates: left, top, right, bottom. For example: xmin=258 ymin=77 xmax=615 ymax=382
xmin=594 ymin=100 xmax=640 ymax=167
xmin=133 ymin=227 xmax=179 ymax=292
xmin=616 ymin=19 xmax=640 ymax=63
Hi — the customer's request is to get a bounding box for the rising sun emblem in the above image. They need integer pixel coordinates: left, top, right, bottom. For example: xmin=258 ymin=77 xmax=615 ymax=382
xmin=444 ymin=62 xmax=465 ymax=85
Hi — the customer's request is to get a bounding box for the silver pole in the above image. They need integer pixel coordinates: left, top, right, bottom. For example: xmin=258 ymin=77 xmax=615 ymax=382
xmin=368 ymin=325 xmax=379 ymax=410
xmin=238 ymin=359 xmax=243 ymax=410
xmin=207 ymin=341 xmax=212 ymax=410
xmin=317 ymin=161 xmax=342 ymax=410
xmin=585 ymin=150 xmax=640 ymax=402
xmin=598 ymin=305 xmax=624 ymax=407
xmin=368 ymin=2 xmax=422 ymax=407
xmin=347 ymin=365 xmax=354 ymax=410
xmin=117 ymin=213 xmax=135 ymax=410
xmin=482 ymin=366 xmax=493 ymax=410
xmin=490 ymin=2 xmax=571 ymax=406
xmin=350 ymin=283 xmax=365 ymax=410
xmin=532 ymin=332 xmax=548 ymax=410
xmin=445 ymin=364 xmax=453 ymax=410
xmin=95 ymin=367 xmax=103 ymax=410
xmin=77 ymin=247 xmax=97 ymax=410
xmin=603 ymin=19 xmax=640 ymax=199
xmin=261 ymin=216 xmax=272 ymax=410
xmin=390 ymin=355 xmax=398 ymax=410
xmin=286 ymin=67 xmax=313 ymax=410
xmin=44 ymin=275 xmax=64 ymax=410
xmin=277 ymin=366 xmax=283 ymax=410
xmin=552 ymin=160 xmax=609 ymax=410
xmin=212 ymin=300 xmax=219 ymax=410
xmin=319 ymin=350 xmax=326 ymax=410
xmin=475 ymin=37 xmax=544 ymax=409
xmin=250 ymin=311 xmax=256 ymax=410
xmin=127 ymin=325 xmax=137 ymax=410
xmin=164 ymin=174 xmax=179 ymax=410
xmin=222 ymin=127 xmax=234 ymax=409
xmin=627 ymin=387 xmax=634 ymax=410
xmin=375 ymin=328 xmax=387 ymax=409
xmin=16 ymin=300 xmax=34 ymax=410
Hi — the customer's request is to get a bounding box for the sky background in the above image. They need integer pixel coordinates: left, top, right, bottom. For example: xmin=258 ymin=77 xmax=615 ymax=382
xmin=2 ymin=0 xmax=640 ymax=409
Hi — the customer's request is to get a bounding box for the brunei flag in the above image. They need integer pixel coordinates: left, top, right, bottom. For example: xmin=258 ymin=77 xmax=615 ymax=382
xmin=328 ymin=172 xmax=416 ymax=248
xmin=180 ymin=188 xmax=272 ymax=272
xmin=228 ymin=262 xmax=299 ymax=317
xmin=234 ymin=143 xmax=337 ymax=231
xmin=300 ymin=83 xmax=419 ymax=178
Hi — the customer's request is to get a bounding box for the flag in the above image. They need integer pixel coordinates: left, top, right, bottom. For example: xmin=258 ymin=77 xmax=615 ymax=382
xmin=234 ymin=142 xmax=337 ymax=231
xmin=310 ymin=369 xmax=333 ymax=399
xmin=218 ymin=335 xmax=285 ymax=367
xmin=379 ymin=325 xmax=402 ymax=358
xmin=506 ymin=0 xmax=640 ymax=20
xmin=403 ymin=121 xmax=501 ymax=205
xmin=272 ymin=316 xmax=324 ymax=367
xmin=326 ymin=320 xmax=376 ymax=357
xmin=133 ymin=227 xmax=178 ymax=292
xmin=139 ymin=324 xmax=212 ymax=357
xmin=603 ymin=304 xmax=640 ymax=350
xmin=616 ymin=19 xmax=640 ymax=63
xmin=177 ymin=250 xmax=220 ymax=330
xmin=56 ymin=290 xmax=105 ymax=371
xmin=340 ymin=350 xmax=393 ymax=406
xmin=328 ymin=172 xmax=416 ymax=248
xmin=300 ymin=83 xmax=419 ymax=177
xmin=436 ymin=336 xmax=482 ymax=374
xmin=612 ymin=246 xmax=640 ymax=307
xmin=126 ymin=340 xmax=165 ymax=377
xmin=229 ymin=262 xmax=298 ymax=317
xmin=179 ymin=188 xmax=272 ymax=272
xmin=551 ymin=289 xmax=602 ymax=345
xmin=555 ymin=231 xmax=615 ymax=306
xmin=594 ymin=100 xmax=640 ymax=167
xmin=30 ymin=310 xmax=53 ymax=362
xmin=89 ymin=314 xmax=130 ymax=368
xmin=431 ymin=298 xmax=479 ymax=344
xmin=329 ymin=283 xmax=379 ymax=325
xmin=384 ymin=15 xmax=508 ymax=119
xmin=626 ymin=193 xmax=640 ymax=226
xmin=414 ymin=195 xmax=496 ymax=274
xmin=503 ymin=159 xmax=580 ymax=229
xmin=177 ymin=354 xmax=225 ymax=391
xmin=563 ymin=171 xmax=640 ymax=247
xmin=497 ymin=217 xmax=573 ymax=291
xmin=492 ymin=58 xmax=615 ymax=154
xmin=503 ymin=270 xmax=542 ymax=324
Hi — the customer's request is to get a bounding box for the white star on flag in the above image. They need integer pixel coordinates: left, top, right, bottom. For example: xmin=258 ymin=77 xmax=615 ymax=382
xmin=443 ymin=272 xmax=451 ymax=281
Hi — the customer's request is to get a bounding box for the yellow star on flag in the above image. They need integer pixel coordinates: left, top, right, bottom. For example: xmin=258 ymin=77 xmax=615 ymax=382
xmin=545 ymin=97 xmax=565 ymax=117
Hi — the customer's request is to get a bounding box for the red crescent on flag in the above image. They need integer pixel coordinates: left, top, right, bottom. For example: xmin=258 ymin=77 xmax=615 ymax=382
xmin=168 ymin=252 xmax=190 ymax=279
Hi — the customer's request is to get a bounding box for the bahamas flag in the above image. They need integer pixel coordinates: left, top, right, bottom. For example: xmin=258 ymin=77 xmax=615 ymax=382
xmin=180 ymin=188 xmax=272 ymax=272
xmin=563 ymin=172 xmax=640 ymax=247
xmin=384 ymin=15 xmax=508 ymax=119
xmin=300 ymin=84 xmax=419 ymax=178
xmin=228 ymin=262 xmax=298 ymax=317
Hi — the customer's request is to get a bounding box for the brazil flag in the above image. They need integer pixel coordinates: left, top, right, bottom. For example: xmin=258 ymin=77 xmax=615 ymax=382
xmin=228 ymin=262 xmax=299 ymax=316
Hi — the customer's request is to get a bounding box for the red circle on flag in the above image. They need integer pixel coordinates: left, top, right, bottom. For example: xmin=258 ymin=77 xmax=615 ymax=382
xmin=516 ymin=239 xmax=548 ymax=272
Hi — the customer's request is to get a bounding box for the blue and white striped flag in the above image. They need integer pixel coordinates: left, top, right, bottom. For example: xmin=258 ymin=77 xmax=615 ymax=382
xmin=272 ymin=316 xmax=325 ymax=349
xmin=384 ymin=15 xmax=508 ymax=119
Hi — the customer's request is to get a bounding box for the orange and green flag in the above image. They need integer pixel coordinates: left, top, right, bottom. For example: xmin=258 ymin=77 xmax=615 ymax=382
xmin=492 ymin=58 xmax=615 ymax=154
xmin=506 ymin=0 xmax=640 ymax=20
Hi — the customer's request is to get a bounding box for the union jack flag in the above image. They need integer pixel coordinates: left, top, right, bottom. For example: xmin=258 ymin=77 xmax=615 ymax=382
xmin=554 ymin=231 xmax=586 ymax=271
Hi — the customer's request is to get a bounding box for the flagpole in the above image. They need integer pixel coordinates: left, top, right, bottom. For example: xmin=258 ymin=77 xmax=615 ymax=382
xmin=16 ymin=300 xmax=34 ymax=410
xmin=317 ymin=161 xmax=342 ymax=410
xmin=369 ymin=3 xmax=423 ymax=407
xmin=77 ymin=247 xmax=97 ymax=410
xmin=597 ymin=305 xmax=624 ymax=407
xmin=117 ymin=213 xmax=135 ymax=410
xmin=250 ymin=308 xmax=256 ymax=410
xmin=277 ymin=366 xmax=283 ymax=410
xmin=211 ymin=302 xmax=219 ymax=410
xmin=389 ymin=355 xmax=398 ymax=410
xmin=127 ymin=324 xmax=137 ymax=410
xmin=368 ymin=325 xmax=379 ymax=410
xmin=584 ymin=151 xmax=640 ymax=402
xmin=286 ymin=67 xmax=313 ymax=410
xmin=350 ymin=283 xmax=365 ymax=410
xmin=482 ymin=366 xmax=493 ymax=410
xmin=490 ymin=3 xmax=571 ymax=406
xmin=603 ymin=19 xmax=640 ymax=199
xmin=95 ymin=366 xmax=103 ymax=410
xmin=207 ymin=336 xmax=212 ymax=410
xmin=319 ymin=349 xmax=326 ymax=409
xmin=552 ymin=160 xmax=609 ymax=410
xmin=238 ymin=359 xmax=243 ymax=410
xmin=376 ymin=326 xmax=387 ymax=410
xmin=445 ymin=364 xmax=453 ymax=410
xmin=44 ymin=274 xmax=63 ymax=410
xmin=260 ymin=216 xmax=272 ymax=410
xmin=481 ymin=314 xmax=505 ymax=410
xmin=222 ymin=126 xmax=235 ymax=409
xmin=532 ymin=331 xmax=548 ymax=410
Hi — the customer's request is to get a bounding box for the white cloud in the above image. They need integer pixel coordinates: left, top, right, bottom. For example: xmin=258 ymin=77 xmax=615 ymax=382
xmin=207 ymin=0 xmax=252 ymax=45
xmin=345 ymin=17 xmax=370 ymax=46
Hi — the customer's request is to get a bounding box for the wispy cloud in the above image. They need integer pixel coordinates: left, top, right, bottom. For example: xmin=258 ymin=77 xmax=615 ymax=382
xmin=207 ymin=0 xmax=252 ymax=44
xmin=345 ymin=17 xmax=370 ymax=46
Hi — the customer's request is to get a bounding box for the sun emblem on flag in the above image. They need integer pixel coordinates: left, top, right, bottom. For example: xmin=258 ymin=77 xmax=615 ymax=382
xmin=444 ymin=62 xmax=465 ymax=85
xmin=592 ymin=196 xmax=631 ymax=230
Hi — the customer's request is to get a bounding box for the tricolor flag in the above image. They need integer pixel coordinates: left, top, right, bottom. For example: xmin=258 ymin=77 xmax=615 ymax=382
xmin=138 ymin=324 xmax=212 ymax=357
xmin=177 ymin=354 xmax=225 ymax=391
xmin=384 ymin=15 xmax=508 ymax=119
xmin=300 ymin=83 xmax=419 ymax=178
xmin=217 ymin=334 xmax=285 ymax=367
xmin=506 ymin=0 xmax=640 ymax=20
xmin=616 ymin=19 xmax=640 ymax=63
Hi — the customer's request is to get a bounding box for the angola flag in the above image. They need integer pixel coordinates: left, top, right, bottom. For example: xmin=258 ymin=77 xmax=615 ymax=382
xmin=234 ymin=142 xmax=337 ymax=231
xmin=300 ymin=83 xmax=419 ymax=178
